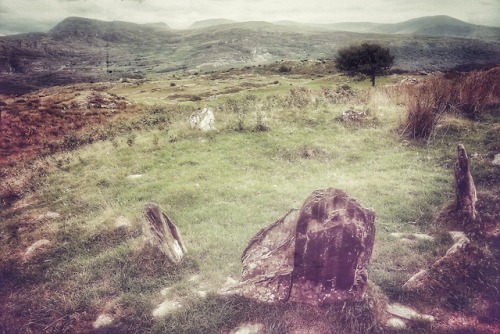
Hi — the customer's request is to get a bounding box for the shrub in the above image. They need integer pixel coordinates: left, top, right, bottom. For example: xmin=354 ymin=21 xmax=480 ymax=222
xmin=278 ymin=65 xmax=291 ymax=73
xmin=401 ymin=76 xmax=455 ymax=141
xmin=457 ymin=67 xmax=500 ymax=119
xmin=401 ymin=67 xmax=499 ymax=141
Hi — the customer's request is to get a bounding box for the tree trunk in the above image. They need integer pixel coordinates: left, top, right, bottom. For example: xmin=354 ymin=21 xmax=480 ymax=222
xmin=370 ymin=74 xmax=376 ymax=87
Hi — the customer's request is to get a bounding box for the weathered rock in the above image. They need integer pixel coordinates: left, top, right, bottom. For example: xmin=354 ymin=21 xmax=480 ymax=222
xmin=455 ymin=144 xmax=477 ymax=220
xmin=387 ymin=303 xmax=435 ymax=322
xmin=291 ymin=188 xmax=375 ymax=305
xmin=142 ymin=203 xmax=187 ymax=264
xmin=230 ymin=188 xmax=375 ymax=306
xmin=386 ymin=317 xmax=407 ymax=329
xmin=230 ymin=322 xmax=265 ymax=334
xmin=93 ymin=314 xmax=113 ymax=329
xmin=390 ymin=232 xmax=435 ymax=243
xmin=341 ymin=109 xmax=367 ymax=122
xmin=115 ymin=215 xmax=131 ymax=228
xmin=152 ymin=300 xmax=182 ymax=318
xmin=492 ymin=153 xmax=500 ymax=166
xmin=402 ymin=232 xmax=471 ymax=291
xmin=23 ymin=239 xmax=51 ymax=260
xmin=189 ymin=107 xmax=215 ymax=131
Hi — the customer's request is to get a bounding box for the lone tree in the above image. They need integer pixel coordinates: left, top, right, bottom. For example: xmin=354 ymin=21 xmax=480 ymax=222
xmin=335 ymin=43 xmax=394 ymax=86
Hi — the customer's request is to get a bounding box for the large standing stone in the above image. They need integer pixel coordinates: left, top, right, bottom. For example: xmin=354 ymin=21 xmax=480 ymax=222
xmin=290 ymin=188 xmax=375 ymax=305
xmin=142 ymin=203 xmax=187 ymax=264
xmin=229 ymin=188 xmax=376 ymax=306
xmin=454 ymin=144 xmax=477 ymax=220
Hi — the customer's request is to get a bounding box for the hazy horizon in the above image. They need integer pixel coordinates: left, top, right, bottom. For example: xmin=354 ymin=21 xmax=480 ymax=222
xmin=1 ymin=0 xmax=500 ymax=36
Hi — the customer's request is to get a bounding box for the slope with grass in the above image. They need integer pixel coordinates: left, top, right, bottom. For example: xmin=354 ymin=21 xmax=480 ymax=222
xmin=0 ymin=66 xmax=499 ymax=333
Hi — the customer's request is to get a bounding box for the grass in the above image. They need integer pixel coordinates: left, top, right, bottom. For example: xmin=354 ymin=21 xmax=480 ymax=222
xmin=1 ymin=68 xmax=498 ymax=333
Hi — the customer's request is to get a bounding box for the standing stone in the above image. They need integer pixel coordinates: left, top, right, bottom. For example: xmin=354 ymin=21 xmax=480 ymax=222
xmin=238 ymin=209 xmax=299 ymax=303
xmin=228 ymin=188 xmax=376 ymax=306
xmin=454 ymin=144 xmax=477 ymax=220
xmin=142 ymin=203 xmax=187 ymax=264
xmin=189 ymin=108 xmax=215 ymax=131
xmin=290 ymin=188 xmax=375 ymax=305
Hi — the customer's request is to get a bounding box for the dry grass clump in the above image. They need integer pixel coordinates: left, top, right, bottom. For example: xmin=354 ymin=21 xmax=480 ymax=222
xmin=401 ymin=67 xmax=500 ymax=141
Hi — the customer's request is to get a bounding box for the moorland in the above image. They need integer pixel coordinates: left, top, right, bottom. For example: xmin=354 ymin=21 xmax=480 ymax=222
xmin=0 ymin=15 xmax=499 ymax=333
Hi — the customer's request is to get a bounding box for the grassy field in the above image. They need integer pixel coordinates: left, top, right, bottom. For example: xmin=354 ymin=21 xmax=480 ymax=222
xmin=1 ymin=68 xmax=498 ymax=333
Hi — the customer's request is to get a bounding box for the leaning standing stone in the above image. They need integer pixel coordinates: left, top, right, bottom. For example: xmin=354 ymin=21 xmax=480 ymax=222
xmin=142 ymin=203 xmax=187 ymax=264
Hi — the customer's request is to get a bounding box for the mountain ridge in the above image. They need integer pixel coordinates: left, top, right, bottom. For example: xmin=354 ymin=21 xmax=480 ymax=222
xmin=1 ymin=15 xmax=499 ymax=95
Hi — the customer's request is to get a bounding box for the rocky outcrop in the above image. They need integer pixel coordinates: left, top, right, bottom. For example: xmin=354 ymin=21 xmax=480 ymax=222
xmin=229 ymin=188 xmax=376 ymax=306
xmin=142 ymin=203 xmax=187 ymax=264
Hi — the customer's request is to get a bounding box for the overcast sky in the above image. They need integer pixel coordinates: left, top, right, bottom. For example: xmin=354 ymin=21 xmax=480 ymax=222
xmin=1 ymin=0 xmax=499 ymax=35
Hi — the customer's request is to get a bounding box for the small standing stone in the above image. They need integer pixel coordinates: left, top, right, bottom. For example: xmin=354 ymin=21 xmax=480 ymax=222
xmin=189 ymin=108 xmax=215 ymax=131
xmin=142 ymin=203 xmax=187 ymax=264
xmin=454 ymin=144 xmax=477 ymax=220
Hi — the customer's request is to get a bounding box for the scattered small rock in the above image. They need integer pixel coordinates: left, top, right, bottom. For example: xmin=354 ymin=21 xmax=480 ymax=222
xmin=386 ymin=317 xmax=407 ymax=329
xmin=152 ymin=300 xmax=182 ymax=318
xmin=390 ymin=232 xmax=435 ymax=242
xmin=492 ymin=153 xmax=500 ymax=165
xmin=24 ymin=239 xmax=51 ymax=260
xmin=449 ymin=230 xmax=467 ymax=243
xmin=115 ymin=216 xmax=131 ymax=228
xmin=93 ymin=314 xmax=113 ymax=329
xmin=196 ymin=290 xmax=207 ymax=298
xmin=188 ymin=274 xmax=200 ymax=282
xmin=127 ymin=174 xmax=143 ymax=179
xmin=230 ymin=322 xmax=265 ymax=334
xmin=341 ymin=109 xmax=367 ymax=122
xmin=387 ymin=303 xmax=435 ymax=322
xmin=44 ymin=211 xmax=61 ymax=219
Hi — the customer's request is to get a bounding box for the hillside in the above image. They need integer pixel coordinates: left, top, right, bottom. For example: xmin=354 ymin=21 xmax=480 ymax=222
xmin=0 ymin=16 xmax=499 ymax=94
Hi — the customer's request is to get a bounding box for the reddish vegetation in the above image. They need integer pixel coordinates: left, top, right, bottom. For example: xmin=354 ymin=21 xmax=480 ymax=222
xmin=401 ymin=66 xmax=500 ymax=140
xmin=0 ymin=83 xmax=135 ymax=167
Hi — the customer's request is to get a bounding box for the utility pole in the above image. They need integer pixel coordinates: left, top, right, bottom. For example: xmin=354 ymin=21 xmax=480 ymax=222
xmin=106 ymin=43 xmax=111 ymax=74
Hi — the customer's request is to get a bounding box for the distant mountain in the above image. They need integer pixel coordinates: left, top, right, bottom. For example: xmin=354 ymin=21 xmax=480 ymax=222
xmin=373 ymin=15 xmax=500 ymax=40
xmin=1 ymin=16 xmax=499 ymax=95
xmin=275 ymin=21 xmax=383 ymax=33
xmin=324 ymin=15 xmax=500 ymax=40
xmin=188 ymin=19 xmax=238 ymax=29
xmin=49 ymin=17 xmax=173 ymax=43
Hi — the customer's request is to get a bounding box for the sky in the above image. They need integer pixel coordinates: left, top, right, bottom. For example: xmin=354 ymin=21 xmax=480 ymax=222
xmin=0 ymin=0 xmax=499 ymax=35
